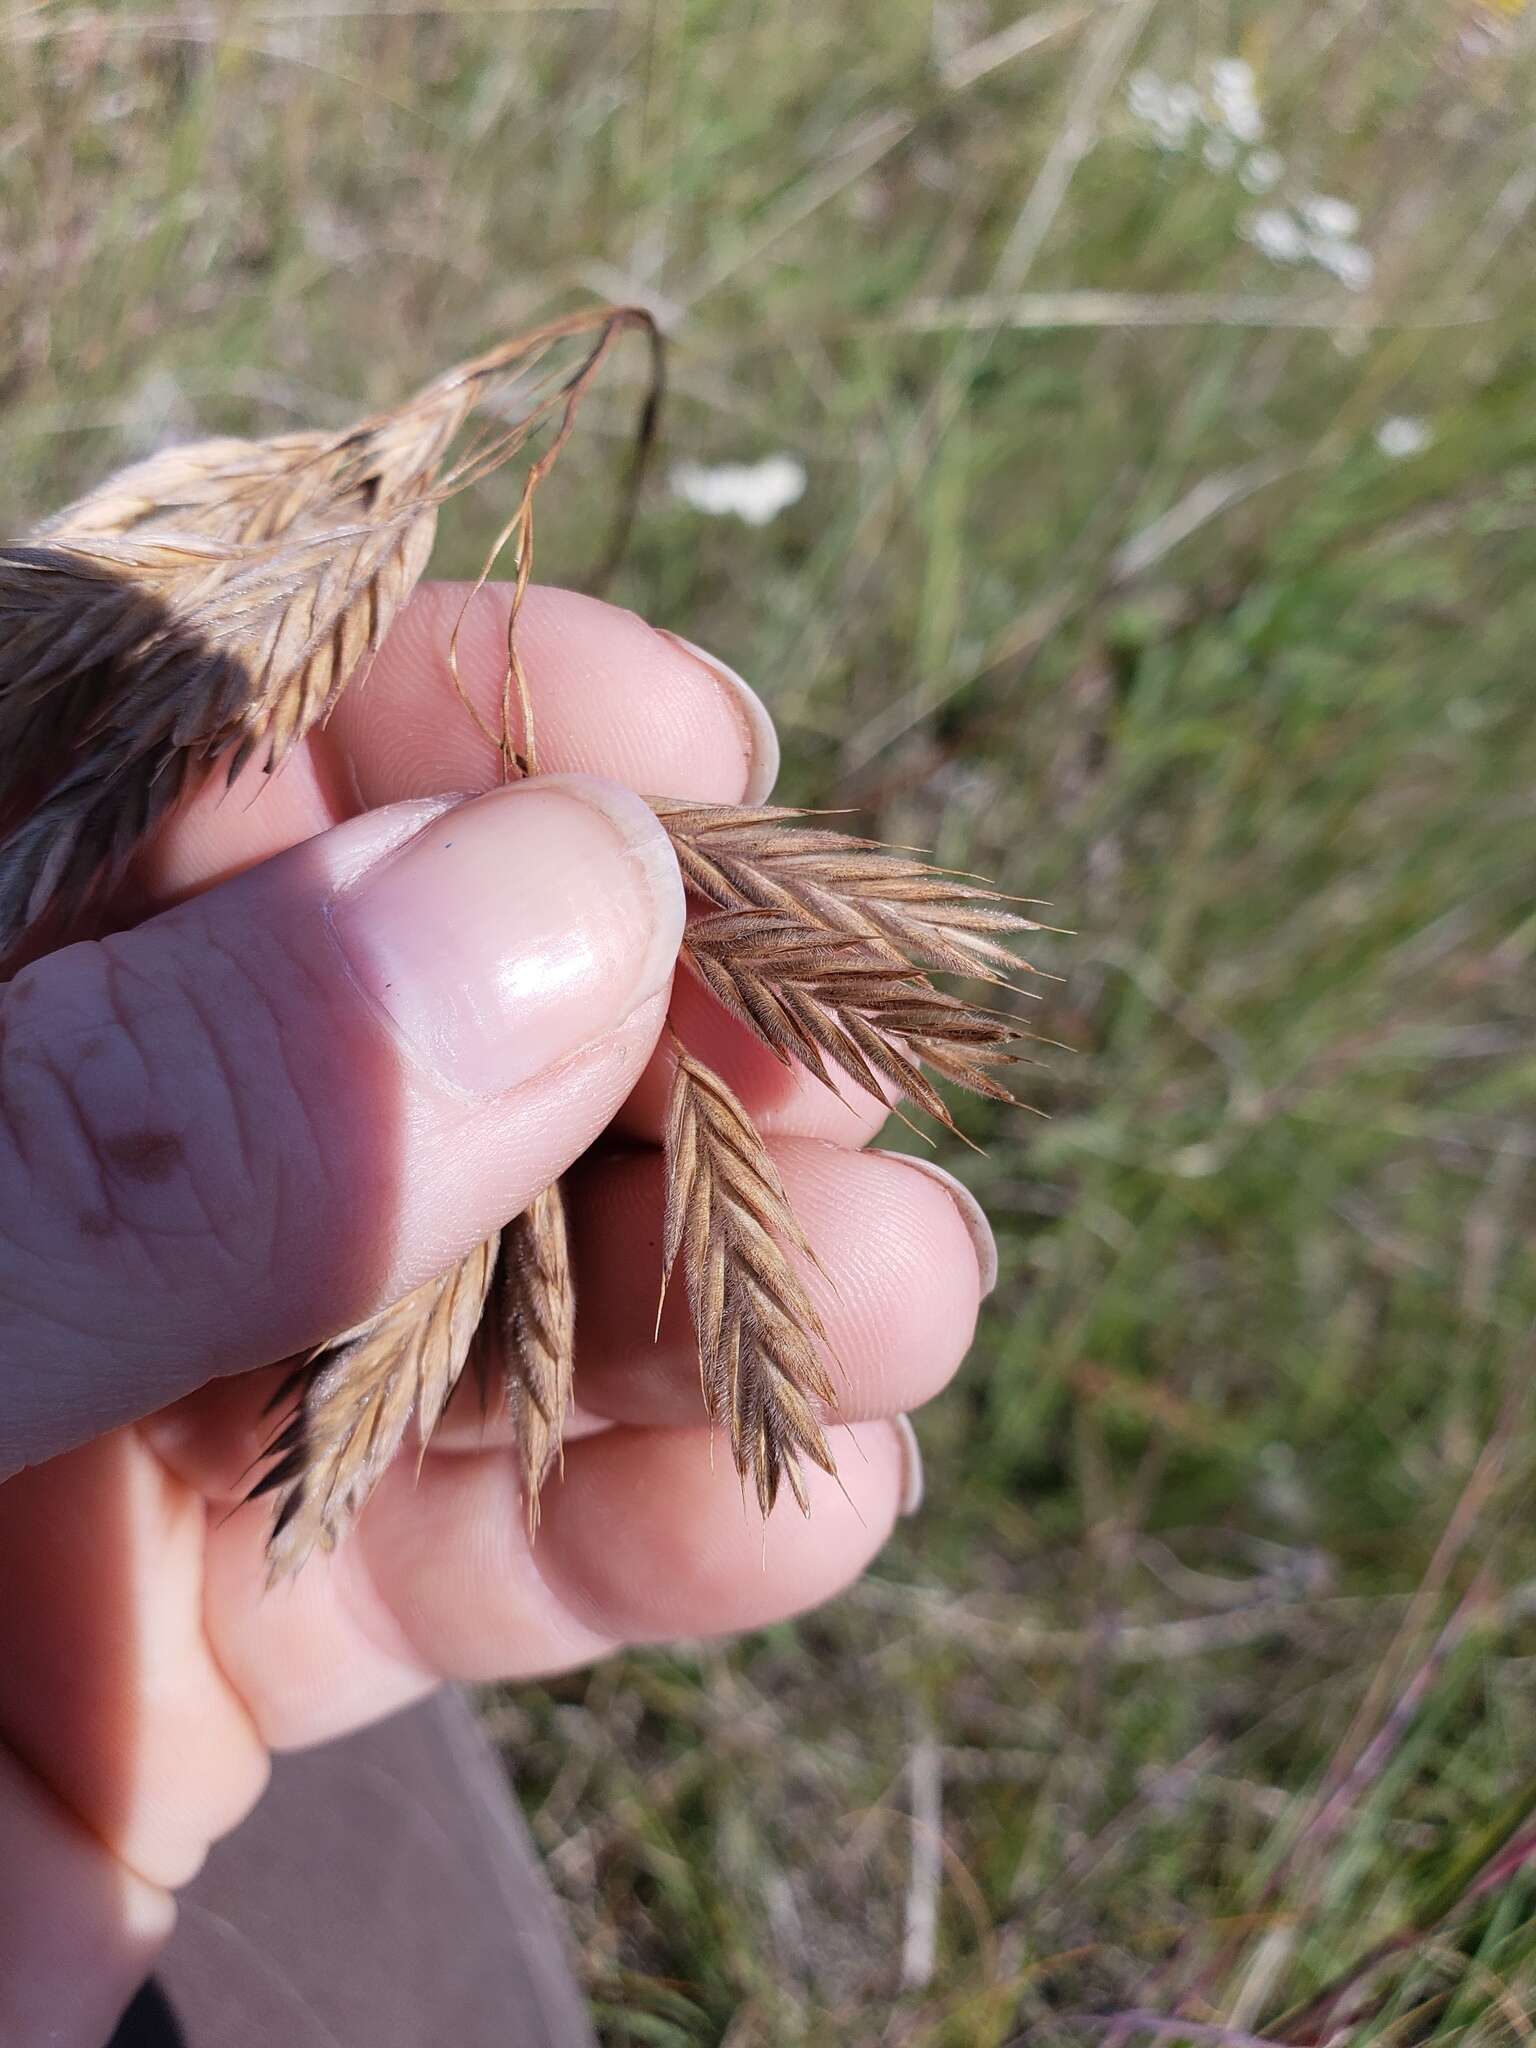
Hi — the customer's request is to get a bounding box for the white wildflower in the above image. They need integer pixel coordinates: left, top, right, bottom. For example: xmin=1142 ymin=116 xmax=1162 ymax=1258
xmin=1311 ymin=237 xmax=1374 ymax=292
xmin=1166 ymin=83 xmax=1201 ymax=124
xmin=1300 ymin=193 xmax=1360 ymax=240
xmin=1126 ymin=70 xmax=1166 ymax=121
xmin=1243 ymin=208 xmax=1307 ymax=263
xmin=1202 ymin=132 xmax=1237 ymax=173
xmin=1374 ymin=415 xmax=1433 ymax=459
xmin=1242 ymin=199 xmax=1375 ymax=293
xmin=1126 ymin=70 xmax=1197 ymax=149
xmin=671 ymin=454 xmax=807 ymax=527
xmin=1159 ymin=82 xmax=1200 ymax=148
xmin=1210 ymin=57 xmax=1264 ymax=143
xmin=1239 ymin=148 xmax=1284 ymax=195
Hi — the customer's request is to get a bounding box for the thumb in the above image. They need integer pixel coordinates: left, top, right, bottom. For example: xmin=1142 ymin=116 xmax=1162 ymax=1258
xmin=0 ymin=775 xmax=683 ymax=1475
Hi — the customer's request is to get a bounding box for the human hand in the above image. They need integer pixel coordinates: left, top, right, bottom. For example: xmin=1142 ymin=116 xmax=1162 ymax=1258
xmin=0 ymin=585 xmax=994 ymax=2044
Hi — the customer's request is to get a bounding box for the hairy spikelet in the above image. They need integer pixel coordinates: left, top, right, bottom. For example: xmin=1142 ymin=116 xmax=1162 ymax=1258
xmin=682 ymin=909 xmax=1024 ymax=1130
xmin=39 ymin=432 xmax=345 ymax=544
xmin=652 ymin=798 xmax=1041 ymax=983
xmin=0 ymin=306 xmax=661 ymax=953
xmin=0 ymin=513 xmax=436 ymax=946
xmin=485 ymin=1183 xmax=576 ymax=1529
xmin=255 ymin=1237 xmax=498 ymax=1580
xmin=662 ymin=1046 xmax=838 ymax=1515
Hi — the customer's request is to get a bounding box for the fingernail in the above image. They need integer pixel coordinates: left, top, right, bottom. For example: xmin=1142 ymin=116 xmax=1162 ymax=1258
xmin=890 ymin=1155 xmax=999 ymax=1297
xmin=331 ymin=775 xmax=684 ymax=1096
xmin=891 ymin=1414 xmax=925 ymax=1518
xmin=657 ymin=630 xmax=780 ymax=803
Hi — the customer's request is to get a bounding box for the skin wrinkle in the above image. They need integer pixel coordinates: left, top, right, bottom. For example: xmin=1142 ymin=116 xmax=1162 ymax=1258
xmin=4 ymin=1026 xmax=118 ymax=1246
xmin=0 ymin=892 xmax=394 ymax=1466
xmin=0 ymin=1034 xmax=143 ymax=1331
xmin=170 ymin=916 xmax=350 ymax=1295
xmin=167 ymin=928 xmax=266 ymax=1241
xmin=236 ymin=925 xmax=372 ymax=1291
xmin=0 ymin=1008 xmax=26 ymax=1187
xmin=88 ymin=939 xmax=258 ymax=1299
xmin=39 ymin=953 xmax=192 ymax=1254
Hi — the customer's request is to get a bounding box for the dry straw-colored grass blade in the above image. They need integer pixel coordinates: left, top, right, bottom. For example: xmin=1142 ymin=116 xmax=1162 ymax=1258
xmin=254 ymin=1235 xmax=498 ymax=1582
xmin=662 ymin=1044 xmax=839 ymax=1516
xmin=484 ymin=1182 xmax=576 ymax=1530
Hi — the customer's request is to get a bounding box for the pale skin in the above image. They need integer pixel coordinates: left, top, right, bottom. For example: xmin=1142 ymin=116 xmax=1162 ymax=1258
xmin=0 ymin=585 xmax=991 ymax=2044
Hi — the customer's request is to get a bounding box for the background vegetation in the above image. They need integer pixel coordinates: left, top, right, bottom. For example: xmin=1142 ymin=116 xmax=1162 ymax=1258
xmin=5 ymin=2 xmax=1536 ymax=2040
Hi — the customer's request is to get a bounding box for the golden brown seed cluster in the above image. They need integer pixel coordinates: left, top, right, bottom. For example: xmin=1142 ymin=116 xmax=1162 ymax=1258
xmin=0 ymin=312 xmax=1038 ymax=1575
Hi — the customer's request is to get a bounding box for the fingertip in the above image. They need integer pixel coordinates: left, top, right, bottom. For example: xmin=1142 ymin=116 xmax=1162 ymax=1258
xmin=568 ymin=1138 xmax=983 ymax=1428
xmin=653 ymin=630 xmax=779 ymax=803
xmin=329 ymin=583 xmax=770 ymax=809
xmin=880 ymin=1152 xmax=998 ymax=1297
xmin=535 ymin=1420 xmax=902 ymax=1642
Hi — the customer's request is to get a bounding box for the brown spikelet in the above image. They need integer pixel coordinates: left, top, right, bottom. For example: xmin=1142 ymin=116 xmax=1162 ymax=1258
xmin=0 ymin=304 xmax=662 ymax=953
xmin=33 ymin=310 xmax=632 ymax=551
xmin=485 ymin=1183 xmax=576 ymax=1530
xmin=662 ymin=1045 xmax=838 ymax=1516
xmin=254 ymin=1236 xmax=498 ymax=1580
xmin=39 ymin=431 xmax=345 ymax=544
xmin=0 ymin=512 xmax=436 ymax=946
xmin=682 ymin=909 xmax=1025 ymax=1131
xmin=652 ymin=797 xmax=1042 ymax=984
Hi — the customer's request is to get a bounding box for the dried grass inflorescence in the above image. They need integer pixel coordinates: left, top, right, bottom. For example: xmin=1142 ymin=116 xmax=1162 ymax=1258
xmin=0 ymin=309 xmax=1040 ymax=1575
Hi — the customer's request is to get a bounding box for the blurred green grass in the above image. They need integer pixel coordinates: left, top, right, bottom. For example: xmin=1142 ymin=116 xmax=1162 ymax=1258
xmin=5 ymin=2 xmax=1536 ymax=2040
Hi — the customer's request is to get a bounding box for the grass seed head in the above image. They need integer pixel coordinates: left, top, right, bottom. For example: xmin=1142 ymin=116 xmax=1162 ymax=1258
xmin=0 ymin=310 xmax=1034 ymax=1565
